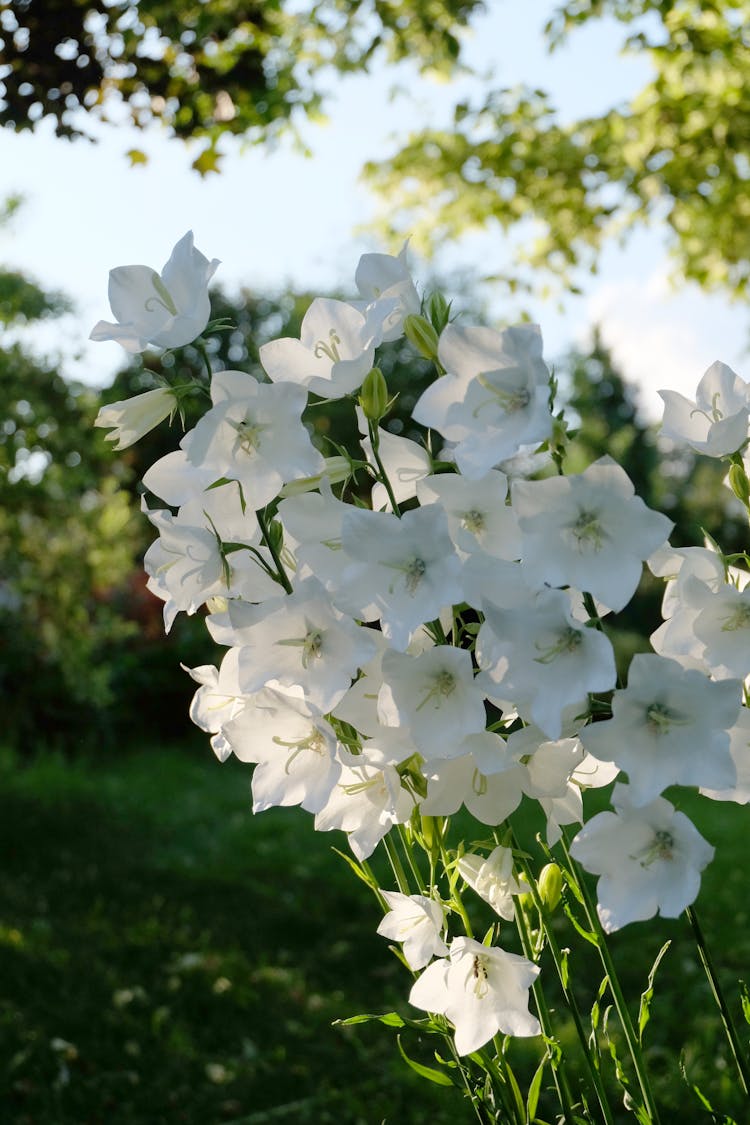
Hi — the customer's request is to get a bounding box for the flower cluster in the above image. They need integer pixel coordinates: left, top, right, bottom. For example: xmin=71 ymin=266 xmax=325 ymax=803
xmin=92 ymin=233 xmax=750 ymax=1063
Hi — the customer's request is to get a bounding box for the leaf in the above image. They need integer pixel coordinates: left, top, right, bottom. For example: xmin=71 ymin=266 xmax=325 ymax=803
xmin=526 ymin=1053 xmax=547 ymax=1119
xmin=192 ymin=145 xmax=223 ymax=176
xmin=638 ymin=940 xmax=671 ymax=1043
xmin=739 ymin=980 xmax=750 ymax=1027
xmin=396 ymin=1035 xmax=455 ymax=1086
xmin=331 ymin=848 xmax=379 ymax=890
xmin=126 ymin=148 xmax=148 ymax=166
xmin=335 ymin=1011 xmax=405 ymax=1028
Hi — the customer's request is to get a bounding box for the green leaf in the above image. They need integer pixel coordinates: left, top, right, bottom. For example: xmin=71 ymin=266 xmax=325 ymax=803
xmin=526 ymin=1053 xmax=547 ymax=1119
xmin=335 ymin=1011 xmax=405 ymax=1028
xmin=331 ymin=848 xmax=379 ymax=890
xmin=739 ymin=980 xmax=750 ymax=1027
xmin=638 ymin=940 xmax=671 ymax=1043
xmin=396 ymin=1035 xmax=455 ymax=1086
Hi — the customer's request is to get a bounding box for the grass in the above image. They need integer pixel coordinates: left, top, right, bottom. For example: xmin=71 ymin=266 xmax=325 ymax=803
xmin=1 ymin=742 xmax=749 ymax=1123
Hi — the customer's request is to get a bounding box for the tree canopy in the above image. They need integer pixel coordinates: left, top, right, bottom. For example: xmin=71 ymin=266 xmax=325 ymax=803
xmin=0 ymin=0 xmax=481 ymax=172
xmin=366 ymin=0 xmax=750 ymax=298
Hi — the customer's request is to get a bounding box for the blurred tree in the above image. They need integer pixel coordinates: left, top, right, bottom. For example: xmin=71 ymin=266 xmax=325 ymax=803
xmin=0 ymin=0 xmax=481 ymax=172
xmin=366 ymin=0 xmax=750 ymax=300
xmin=0 ymin=233 xmax=145 ymax=748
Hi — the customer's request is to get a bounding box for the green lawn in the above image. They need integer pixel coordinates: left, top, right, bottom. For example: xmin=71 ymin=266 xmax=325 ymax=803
xmin=1 ymin=743 xmax=748 ymax=1123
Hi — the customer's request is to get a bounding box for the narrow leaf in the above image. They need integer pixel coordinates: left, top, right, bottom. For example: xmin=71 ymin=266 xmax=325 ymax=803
xmin=396 ymin=1035 xmax=454 ymax=1086
xmin=638 ymin=940 xmax=671 ymax=1043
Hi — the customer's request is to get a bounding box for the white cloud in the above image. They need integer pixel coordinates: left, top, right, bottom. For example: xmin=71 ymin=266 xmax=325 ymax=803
xmin=576 ymin=265 xmax=749 ymax=420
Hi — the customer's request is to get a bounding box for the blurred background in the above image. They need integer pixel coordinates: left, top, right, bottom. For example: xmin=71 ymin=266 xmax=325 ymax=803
xmin=2 ymin=1 xmax=750 ymax=1121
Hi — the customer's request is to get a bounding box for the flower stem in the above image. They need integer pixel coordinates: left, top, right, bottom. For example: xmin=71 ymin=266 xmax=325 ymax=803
xmin=257 ymin=508 xmax=293 ymax=594
xmin=512 ymin=894 xmax=580 ymax=1125
xmin=560 ymin=834 xmax=662 ymax=1124
xmin=383 ymin=834 xmax=412 ymax=896
xmin=511 ymin=835 xmax=616 ymax=1125
xmin=367 ymin=419 xmax=401 ymax=515
xmin=686 ymin=904 xmax=750 ymax=1096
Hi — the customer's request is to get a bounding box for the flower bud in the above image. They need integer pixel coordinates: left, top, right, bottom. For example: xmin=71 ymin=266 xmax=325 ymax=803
xmin=427 ymin=291 xmax=451 ymax=334
xmin=728 ymin=461 xmax=750 ymax=507
xmin=537 ymin=863 xmax=563 ymax=912
xmin=266 ymin=518 xmax=284 ymax=556
xmin=95 ymin=386 xmax=177 ymax=450
xmin=403 ymin=314 xmax=440 ymax=361
xmin=360 ymin=366 xmax=390 ymax=422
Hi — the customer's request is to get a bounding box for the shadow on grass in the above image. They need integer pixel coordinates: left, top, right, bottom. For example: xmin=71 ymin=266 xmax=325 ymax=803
xmin=0 ymin=748 xmax=467 ymax=1124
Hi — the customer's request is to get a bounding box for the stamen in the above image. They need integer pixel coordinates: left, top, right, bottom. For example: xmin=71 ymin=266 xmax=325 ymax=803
xmin=144 ymin=272 xmax=179 ymax=316
xmin=534 ymin=626 xmax=583 ymax=664
xmin=720 ymin=601 xmax=750 ymax=632
xmin=416 ymin=670 xmax=457 ymax=711
xmin=471 ymin=954 xmax=490 ymax=998
xmin=472 ymin=370 xmax=531 ymax=418
xmin=566 ymin=508 xmax=607 ymax=553
xmin=645 ymin=702 xmax=689 ymax=735
xmin=232 ymin=413 xmax=269 ymax=456
xmin=276 ymin=629 xmax=324 ymax=669
xmin=461 ymin=508 xmax=486 ymax=536
xmin=631 ymin=828 xmax=675 ymax=867
xmin=314 ymin=329 xmax=343 ymax=363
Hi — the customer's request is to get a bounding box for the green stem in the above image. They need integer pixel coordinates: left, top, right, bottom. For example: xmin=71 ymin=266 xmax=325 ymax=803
xmin=256 ymin=509 xmax=293 ymax=594
xmin=560 ymin=834 xmax=661 ymax=1124
xmin=513 ymin=895 xmax=579 ymax=1125
xmin=439 ymin=839 xmax=474 ymax=939
xmin=195 ymin=340 xmax=213 ymax=381
xmin=397 ymin=824 xmax=426 ymax=891
xmin=686 ymin=905 xmax=750 ymax=1096
xmin=512 ymin=837 xmax=616 ymax=1125
xmin=367 ymin=419 xmax=401 ymax=515
xmin=383 ymin=834 xmax=411 ymax=896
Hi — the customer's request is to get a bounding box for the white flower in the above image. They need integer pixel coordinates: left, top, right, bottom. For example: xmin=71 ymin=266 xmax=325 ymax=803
xmin=701 ymin=706 xmax=750 ymax=804
xmin=182 ymin=370 xmax=324 ymax=511
xmin=259 ymin=298 xmax=374 ymax=399
xmin=659 ymin=361 xmax=750 ymax=458
xmin=90 ymin=231 xmax=219 ymax=352
xmin=95 ymin=387 xmax=176 ymax=449
xmin=569 ymin=783 xmax=715 ymax=932
xmin=377 ymin=646 xmax=486 ymax=761
xmin=353 ymin=243 xmax=421 ymax=343
xmin=360 ymin=423 xmax=431 ymax=512
xmin=409 ymin=936 xmax=540 ymax=1054
xmin=413 ymin=323 xmax=552 ymax=478
xmin=458 ymin=846 xmax=527 ymax=921
xmin=417 ymin=470 xmax=521 ymax=559
xmin=580 ymin=653 xmax=740 ymax=805
xmin=314 ymin=747 xmax=415 ymax=860
xmin=477 ymin=587 xmax=616 ymax=740
xmin=223 ymin=686 xmax=341 ymax=814
xmin=335 ymin=504 xmax=462 ymax=651
xmin=376 ymin=891 xmax=448 ymax=970
xmin=420 ymin=743 xmax=527 ymax=825
xmin=513 ymin=457 xmax=674 ymax=613
xmin=231 ymin=576 xmax=378 ymax=712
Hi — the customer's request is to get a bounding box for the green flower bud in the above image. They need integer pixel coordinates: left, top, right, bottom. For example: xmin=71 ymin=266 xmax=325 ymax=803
xmin=427 ymin=291 xmax=451 ymax=334
xmin=728 ymin=461 xmax=750 ymax=507
xmin=403 ymin=314 xmax=440 ymax=361
xmin=360 ymin=366 xmax=389 ymax=422
xmin=537 ymin=863 xmax=563 ymax=912
xmin=266 ymin=517 xmax=284 ymax=556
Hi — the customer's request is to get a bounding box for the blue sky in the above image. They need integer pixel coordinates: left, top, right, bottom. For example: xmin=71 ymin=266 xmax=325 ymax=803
xmin=1 ymin=1 xmax=747 ymax=417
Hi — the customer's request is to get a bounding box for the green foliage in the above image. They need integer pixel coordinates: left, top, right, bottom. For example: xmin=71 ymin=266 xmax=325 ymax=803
xmin=0 ymin=264 xmax=144 ymax=748
xmin=366 ymin=1 xmax=750 ymax=298
xmin=0 ymin=0 xmax=481 ymax=170
xmin=0 ymin=746 xmax=468 ymax=1123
